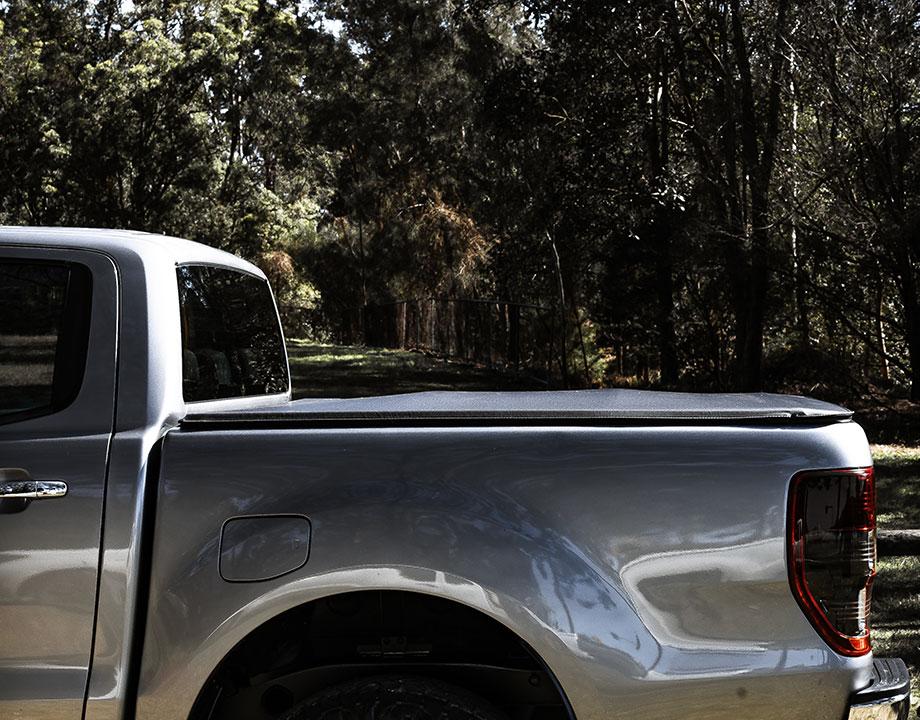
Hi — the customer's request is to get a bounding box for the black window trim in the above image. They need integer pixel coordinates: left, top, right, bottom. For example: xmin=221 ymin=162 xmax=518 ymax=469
xmin=0 ymin=258 xmax=93 ymax=427
xmin=175 ymin=260 xmax=265 ymax=279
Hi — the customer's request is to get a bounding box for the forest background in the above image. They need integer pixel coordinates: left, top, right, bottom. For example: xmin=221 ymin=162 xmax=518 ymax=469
xmin=4 ymin=0 xmax=920 ymax=436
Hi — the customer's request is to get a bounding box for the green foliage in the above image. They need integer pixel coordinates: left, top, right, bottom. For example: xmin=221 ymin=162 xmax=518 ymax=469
xmin=3 ymin=0 xmax=920 ymax=397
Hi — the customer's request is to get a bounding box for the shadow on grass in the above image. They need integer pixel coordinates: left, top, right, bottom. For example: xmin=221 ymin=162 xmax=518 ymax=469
xmin=287 ymin=340 xmax=546 ymax=399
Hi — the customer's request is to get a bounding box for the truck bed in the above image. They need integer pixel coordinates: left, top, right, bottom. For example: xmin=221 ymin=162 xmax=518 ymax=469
xmin=143 ymin=407 xmax=873 ymax=720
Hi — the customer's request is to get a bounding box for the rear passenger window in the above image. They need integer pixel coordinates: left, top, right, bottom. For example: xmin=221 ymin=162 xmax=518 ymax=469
xmin=0 ymin=260 xmax=92 ymax=423
xmin=177 ymin=264 xmax=289 ymax=402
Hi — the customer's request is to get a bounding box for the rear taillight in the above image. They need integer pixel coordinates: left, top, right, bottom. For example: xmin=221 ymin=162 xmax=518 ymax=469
xmin=787 ymin=467 xmax=876 ymax=656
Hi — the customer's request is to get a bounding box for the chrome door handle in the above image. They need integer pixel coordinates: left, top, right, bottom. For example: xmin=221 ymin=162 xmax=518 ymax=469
xmin=0 ymin=469 xmax=67 ymax=499
xmin=0 ymin=480 xmax=68 ymax=499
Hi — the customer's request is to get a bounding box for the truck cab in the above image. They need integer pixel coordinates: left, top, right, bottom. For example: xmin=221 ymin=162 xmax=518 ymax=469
xmin=0 ymin=227 xmax=288 ymax=719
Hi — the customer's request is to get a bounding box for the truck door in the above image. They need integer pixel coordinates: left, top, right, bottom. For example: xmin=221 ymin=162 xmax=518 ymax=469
xmin=0 ymin=247 xmax=117 ymax=719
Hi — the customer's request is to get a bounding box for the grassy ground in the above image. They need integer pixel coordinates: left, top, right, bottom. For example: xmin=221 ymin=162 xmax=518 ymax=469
xmin=287 ymin=342 xmax=919 ymax=710
xmin=286 ymin=340 xmax=545 ymax=398
xmin=874 ymin=445 xmax=920 ymax=532
xmin=872 ymin=445 xmax=920 ymax=713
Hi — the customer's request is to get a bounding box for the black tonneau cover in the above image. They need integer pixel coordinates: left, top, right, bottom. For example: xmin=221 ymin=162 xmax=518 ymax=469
xmin=182 ymin=390 xmax=852 ymax=427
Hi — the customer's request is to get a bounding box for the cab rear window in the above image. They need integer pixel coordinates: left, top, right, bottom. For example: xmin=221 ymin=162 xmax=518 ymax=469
xmin=177 ymin=265 xmax=289 ymax=402
xmin=0 ymin=260 xmax=92 ymax=423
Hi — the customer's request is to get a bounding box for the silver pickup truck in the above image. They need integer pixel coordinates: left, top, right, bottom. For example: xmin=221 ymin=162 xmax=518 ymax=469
xmin=0 ymin=226 xmax=910 ymax=720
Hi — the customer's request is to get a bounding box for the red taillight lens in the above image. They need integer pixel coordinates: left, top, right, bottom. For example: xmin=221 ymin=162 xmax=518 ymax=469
xmin=787 ymin=467 xmax=876 ymax=656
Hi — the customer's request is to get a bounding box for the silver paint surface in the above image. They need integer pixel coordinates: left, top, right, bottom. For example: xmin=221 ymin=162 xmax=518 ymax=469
xmin=0 ymin=245 xmax=118 ymax=719
xmin=137 ymin=420 xmax=873 ymax=720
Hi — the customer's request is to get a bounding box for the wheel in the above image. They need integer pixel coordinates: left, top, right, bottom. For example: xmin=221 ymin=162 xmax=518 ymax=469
xmin=278 ymin=674 xmax=509 ymax=720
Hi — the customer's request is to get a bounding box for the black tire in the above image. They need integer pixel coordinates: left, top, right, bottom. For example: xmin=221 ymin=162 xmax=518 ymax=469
xmin=278 ymin=674 xmax=509 ymax=720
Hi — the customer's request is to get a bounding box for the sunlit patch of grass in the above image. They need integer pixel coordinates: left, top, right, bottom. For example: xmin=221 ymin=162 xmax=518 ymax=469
xmin=873 ymin=556 xmax=920 ymax=713
xmin=872 ymin=444 xmax=920 ymax=466
xmin=286 ymin=340 xmax=545 ymax=398
xmin=872 ymin=445 xmax=920 ymax=531
xmin=299 ymin=352 xmax=385 ymax=364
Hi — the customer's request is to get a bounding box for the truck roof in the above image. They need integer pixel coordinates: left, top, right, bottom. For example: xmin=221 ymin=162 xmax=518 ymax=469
xmin=0 ymin=226 xmax=262 ymax=277
xmin=183 ymin=389 xmax=853 ymax=426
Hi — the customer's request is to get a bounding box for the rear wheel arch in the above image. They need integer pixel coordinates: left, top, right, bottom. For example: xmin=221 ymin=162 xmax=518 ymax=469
xmin=187 ymin=589 xmax=575 ymax=720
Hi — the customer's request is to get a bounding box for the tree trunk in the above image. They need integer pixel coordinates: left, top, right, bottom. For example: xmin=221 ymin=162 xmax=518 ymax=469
xmin=875 ymin=280 xmax=889 ymax=381
xmin=892 ymin=215 xmax=920 ymax=397
xmin=650 ymin=43 xmax=678 ymax=387
xmin=739 ymin=209 xmax=769 ymax=390
xmin=508 ymin=303 xmax=520 ymax=367
xmin=789 ymin=63 xmax=810 ymax=346
xmin=652 ymin=48 xmax=678 ymax=386
xmin=728 ymin=0 xmax=789 ymax=391
xmin=357 ymin=222 xmax=368 ymax=344
xmin=549 ymin=232 xmax=569 ymax=388
xmin=793 ymin=231 xmax=810 ymax=346
xmin=654 ymin=215 xmax=678 ymax=386
xmin=899 ymin=266 xmax=920 ymax=400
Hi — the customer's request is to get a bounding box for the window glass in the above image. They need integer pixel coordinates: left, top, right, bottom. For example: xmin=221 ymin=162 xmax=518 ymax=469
xmin=0 ymin=260 xmax=92 ymax=422
xmin=178 ymin=265 xmax=289 ymax=401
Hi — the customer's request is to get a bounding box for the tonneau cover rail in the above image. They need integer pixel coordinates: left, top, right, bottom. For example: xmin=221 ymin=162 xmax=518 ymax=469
xmin=181 ymin=389 xmax=853 ymax=428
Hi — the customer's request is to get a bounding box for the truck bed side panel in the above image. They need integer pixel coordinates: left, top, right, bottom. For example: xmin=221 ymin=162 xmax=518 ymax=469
xmin=137 ymin=421 xmax=873 ymax=720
